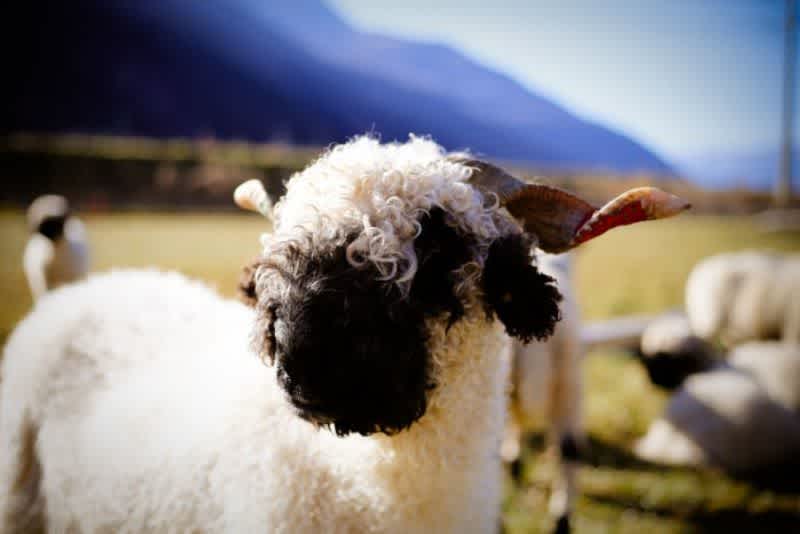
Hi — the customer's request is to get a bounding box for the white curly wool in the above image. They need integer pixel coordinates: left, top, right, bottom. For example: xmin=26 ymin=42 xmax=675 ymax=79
xmin=267 ymin=135 xmax=514 ymax=293
xmin=1 ymin=137 xmax=523 ymax=534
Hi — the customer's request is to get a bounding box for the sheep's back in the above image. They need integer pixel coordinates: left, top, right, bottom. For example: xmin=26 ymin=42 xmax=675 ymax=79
xmin=1 ymin=269 xmax=287 ymax=531
xmin=636 ymin=364 xmax=800 ymax=475
xmin=685 ymin=251 xmax=777 ymax=343
xmin=727 ymin=342 xmax=800 ymax=411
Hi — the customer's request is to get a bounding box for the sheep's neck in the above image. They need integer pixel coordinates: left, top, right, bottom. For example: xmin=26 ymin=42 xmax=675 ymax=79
xmin=369 ymin=315 xmax=510 ymax=527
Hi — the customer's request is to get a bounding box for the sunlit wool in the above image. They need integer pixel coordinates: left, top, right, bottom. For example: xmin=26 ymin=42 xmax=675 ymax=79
xmin=264 ymin=135 xmax=517 ymax=296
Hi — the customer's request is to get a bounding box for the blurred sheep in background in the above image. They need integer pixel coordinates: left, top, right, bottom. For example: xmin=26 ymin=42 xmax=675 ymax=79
xmin=503 ymin=252 xmax=584 ymax=533
xmin=635 ymin=341 xmax=800 ymax=480
xmin=23 ymin=195 xmax=90 ymax=301
xmin=595 ymin=250 xmax=800 ymax=482
xmin=685 ymin=251 xmax=800 ymax=346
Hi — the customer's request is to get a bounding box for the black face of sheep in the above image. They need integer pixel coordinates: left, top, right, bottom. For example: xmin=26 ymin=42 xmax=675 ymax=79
xmin=254 ymin=208 xmax=562 ymax=436
xmin=36 ymin=214 xmax=68 ymax=241
xmin=636 ymin=347 xmax=715 ymax=390
xmin=636 ymin=315 xmax=718 ymax=390
xmin=27 ymin=194 xmax=71 ymax=241
xmin=235 ymin=156 xmax=689 ymax=437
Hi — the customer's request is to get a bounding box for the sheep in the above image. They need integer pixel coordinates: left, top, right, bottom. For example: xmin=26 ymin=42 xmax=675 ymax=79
xmin=501 ymin=252 xmax=584 ymax=534
xmin=634 ymin=341 xmax=800 ymax=480
xmin=685 ymin=250 xmax=800 ymax=346
xmin=22 ymin=195 xmax=90 ymax=301
xmin=0 ymin=136 xmax=688 ymax=533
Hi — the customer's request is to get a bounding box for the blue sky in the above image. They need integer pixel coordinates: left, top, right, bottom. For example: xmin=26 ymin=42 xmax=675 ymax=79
xmin=328 ymin=0 xmax=797 ymax=164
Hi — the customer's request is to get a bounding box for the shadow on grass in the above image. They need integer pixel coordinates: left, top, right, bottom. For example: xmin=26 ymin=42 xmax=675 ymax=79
xmin=519 ymin=432 xmax=800 ymax=502
xmin=582 ymin=435 xmax=800 ymax=495
xmin=579 ymin=435 xmax=666 ymax=472
xmin=523 ymin=432 xmax=800 ymax=494
xmin=520 ymin=432 xmax=669 ymax=473
xmin=745 ymin=463 xmax=800 ymax=495
xmin=586 ymin=492 xmax=800 ymax=534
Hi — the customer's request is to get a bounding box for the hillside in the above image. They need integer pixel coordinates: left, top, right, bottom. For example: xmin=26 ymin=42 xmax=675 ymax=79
xmin=679 ymin=148 xmax=800 ymax=191
xmin=3 ymin=1 xmax=674 ymax=174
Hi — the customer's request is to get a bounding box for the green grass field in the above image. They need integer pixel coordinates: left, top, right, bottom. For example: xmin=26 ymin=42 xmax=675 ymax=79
xmin=1 ymin=211 xmax=799 ymax=532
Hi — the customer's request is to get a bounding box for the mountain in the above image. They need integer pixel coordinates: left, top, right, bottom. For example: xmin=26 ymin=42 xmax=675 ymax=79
xmin=679 ymin=148 xmax=800 ymax=191
xmin=3 ymin=0 xmax=674 ymax=174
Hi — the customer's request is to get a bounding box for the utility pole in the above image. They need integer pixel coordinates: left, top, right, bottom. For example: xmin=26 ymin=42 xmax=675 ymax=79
xmin=776 ymin=0 xmax=796 ymax=207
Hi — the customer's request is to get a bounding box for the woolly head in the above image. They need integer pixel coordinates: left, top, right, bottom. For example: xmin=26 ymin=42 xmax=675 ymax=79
xmin=27 ymin=194 xmax=71 ymax=241
xmin=638 ymin=314 xmax=717 ymax=390
xmin=236 ymin=136 xmax=689 ymax=436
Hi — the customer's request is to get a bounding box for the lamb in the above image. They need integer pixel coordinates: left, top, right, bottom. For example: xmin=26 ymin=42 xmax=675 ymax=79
xmin=235 ymin=183 xmax=587 ymax=530
xmin=22 ymin=194 xmax=90 ymax=301
xmin=636 ymin=262 xmax=800 ymax=480
xmin=502 ymin=252 xmax=584 ymax=534
xmin=685 ymin=250 xmax=800 ymax=346
xmin=634 ymin=341 xmax=800 ymax=480
xmin=0 ymin=136 xmax=688 ymax=533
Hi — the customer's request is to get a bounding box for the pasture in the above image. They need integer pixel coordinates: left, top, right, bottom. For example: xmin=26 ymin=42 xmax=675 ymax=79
xmin=1 ymin=210 xmax=799 ymax=532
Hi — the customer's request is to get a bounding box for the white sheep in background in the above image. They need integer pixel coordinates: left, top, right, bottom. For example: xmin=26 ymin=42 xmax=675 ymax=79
xmin=0 ymin=136 xmax=688 ymax=534
xmin=502 ymin=252 xmax=583 ymax=533
xmin=685 ymin=250 xmax=800 ymax=346
xmin=22 ymin=194 xmax=90 ymax=301
xmin=635 ymin=341 xmax=800 ymax=479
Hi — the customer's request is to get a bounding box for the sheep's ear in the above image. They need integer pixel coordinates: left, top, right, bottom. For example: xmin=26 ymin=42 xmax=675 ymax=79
xmin=456 ymin=157 xmax=690 ymax=253
xmin=482 ymin=233 xmax=562 ymax=344
xmin=237 ymin=259 xmax=262 ymax=307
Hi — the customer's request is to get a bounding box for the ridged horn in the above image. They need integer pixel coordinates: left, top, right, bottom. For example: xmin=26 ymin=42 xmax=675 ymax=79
xmin=453 ymin=157 xmax=690 ymax=253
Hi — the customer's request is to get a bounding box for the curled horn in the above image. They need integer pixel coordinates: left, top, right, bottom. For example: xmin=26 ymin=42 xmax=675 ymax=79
xmin=451 ymin=157 xmax=690 ymax=253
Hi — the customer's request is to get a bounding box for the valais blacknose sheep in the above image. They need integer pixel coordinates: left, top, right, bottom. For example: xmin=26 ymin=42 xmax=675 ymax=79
xmin=22 ymin=195 xmax=89 ymax=301
xmin=0 ymin=137 xmax=688 ymax=533
xmin=502 ymin=252 xmax=584 ymax=533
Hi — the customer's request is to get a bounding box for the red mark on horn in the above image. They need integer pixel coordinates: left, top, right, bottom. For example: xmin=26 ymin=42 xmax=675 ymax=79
xmin=572 ymin=200 xmax=648 ymax=245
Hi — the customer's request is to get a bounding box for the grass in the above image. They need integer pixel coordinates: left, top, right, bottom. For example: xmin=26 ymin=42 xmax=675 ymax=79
xmin=0 ymin=211 xmax=268 ymax=343
xmin=573 ymin=214 xmax=800 ymax=319
xmin=505 ymin=351 xmax=800 ymax=534
xmin=1 ymin=210 xmax=799 ymax=532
